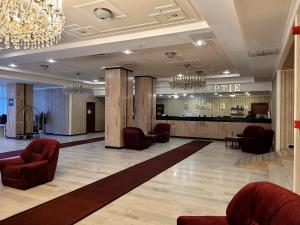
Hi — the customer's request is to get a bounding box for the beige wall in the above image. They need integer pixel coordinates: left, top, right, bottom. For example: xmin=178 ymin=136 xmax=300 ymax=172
xmin=70 ymin=95 xmax=105 ymax=135
xmin=157 ymin=94 xmax=271 ymax=117
xmin=34 ymin=89 xmax=105 ymax=135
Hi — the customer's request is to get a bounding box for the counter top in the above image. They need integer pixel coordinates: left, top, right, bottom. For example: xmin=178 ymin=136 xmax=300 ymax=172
xmin=156 ymin=116 xmax=272 ymax=123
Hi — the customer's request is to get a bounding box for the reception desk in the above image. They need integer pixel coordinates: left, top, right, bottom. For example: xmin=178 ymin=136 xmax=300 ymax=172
xmin=155 ymin=116 xmax=272 ymax=140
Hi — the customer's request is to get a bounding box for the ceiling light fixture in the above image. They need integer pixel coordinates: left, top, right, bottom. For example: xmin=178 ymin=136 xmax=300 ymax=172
xmin=94 ymin=8 xmax=113 ymax=20
xmin=8 ymin=64 xmax=18 ymax=68
xmin=122 ymin=50 xmax=134 ymax=55
xmin=64 ymin=72 xmax=94 ymax=96
xmin=169 ymin=64 xmax=206 ymax=90
xmin=223 ymin=70 xmax=231 ymax=75
xmin=190 ymin=95 xmax=194 ymax=98
xmin=229 ymin=94 xmax=236 ymax=98
xmin=47 ymin=59 xmax=57 ymax=63
xmin=194 ymin=39 xmax=207 ymax=47
xmin=174 ymin=94 xmax=179 ymax=99
xmin=0 ymin=0 xmax=65 ymax=50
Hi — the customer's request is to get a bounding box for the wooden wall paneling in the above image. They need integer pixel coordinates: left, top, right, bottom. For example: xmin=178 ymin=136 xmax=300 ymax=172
xmin=127 ymin=72 xmax=134 ymax=127
xmin=70 ymin=95 xmax=105 ymax=135
xmin=154 ymin=120 xmax=272 ymax=139
xmin=25 ymin=84 xmax=33 ymax=134
xmin=6 ymin=84 xmax=17 ymax=138
xmin=279 ymin=70 xmax=294 ymax=149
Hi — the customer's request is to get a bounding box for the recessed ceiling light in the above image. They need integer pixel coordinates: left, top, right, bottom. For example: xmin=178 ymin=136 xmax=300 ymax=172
xmin=93 ymin=80 xmax=99 ymax=83
xmin=223 ymin=70 xmax=231 ymax=75
xmin=183 ymin=93 xmax=187 ymax=97
xmin=47 ymin=59 xmax=57 ymax=63
xmin=194 ymin=40 xmax=207 ymax=47
xmin=219 ymin=94 xmax=223 ymax=97
xmin=214 ymin=93 xmax=218 ymax=96
xmin=122 ymin=50 xmax=134 ymax=55
xmin=159 ymin=94 xmax=163 ymax=97
xmin=8 ymin=64 xmax=18 ymax=68
xmin=174 ymin=94 xmax=179 ymax=99
xmin=190 ymin=95 xmax=194 ymax=98
xmin=94 ymin=8 xmax=113 ymax=20
xmin=229 ymin=94 xmax=236 ymax=98
xmin=168 ymin=96 xmax=171 ymax=98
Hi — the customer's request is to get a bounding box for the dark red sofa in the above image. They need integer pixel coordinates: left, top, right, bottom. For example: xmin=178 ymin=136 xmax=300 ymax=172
xmin=150 ymin=123 xmax=171 ymax=143
xmin=238 ymin=126 xmax=274 ymax=154
xmin=0 ymin=138 xmax=60 ymax=189
xmin=178 ymin=182 xmax=300 ymax=225
xmin=123 ymin=127 xmax=152 ymax=150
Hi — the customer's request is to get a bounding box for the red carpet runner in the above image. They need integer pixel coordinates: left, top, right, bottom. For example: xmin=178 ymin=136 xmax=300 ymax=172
xmin=0 ymin=140 xmax=210 ymax=225
xmin=0 ymin=137 xmax=105 ymax=160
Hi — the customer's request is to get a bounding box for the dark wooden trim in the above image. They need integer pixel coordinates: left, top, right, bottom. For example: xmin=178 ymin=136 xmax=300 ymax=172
xmin=135 ymin=75 xmax=157 ymax=79
xmin=105 ymin=146 xmax=124 ymax=149
xmin=105 ymin=67 xmax=133 ymax=73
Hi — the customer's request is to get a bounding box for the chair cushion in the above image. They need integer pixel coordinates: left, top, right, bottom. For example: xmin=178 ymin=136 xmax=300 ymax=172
xmin=177 ymin=216 xmax=228 ymax=225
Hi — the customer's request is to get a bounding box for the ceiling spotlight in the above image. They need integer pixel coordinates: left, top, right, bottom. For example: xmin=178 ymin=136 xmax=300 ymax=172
xmin=190 ymin=95 xmax=194 ymax=98
xmin=93 ymin=80 xmax=99 ymax=83
xmin=245 ymin=92 xmax=250 ymax=96
xmin=174 ymin=94 xmax=179 ymax=99
xmin=122 ymin=50 xmax=134 ymax=55
xmin=8 ymin=64 xmax=18 ymax=68
xmin=168 ymin=95 xmax=171 ymax=98
xmin=183 ymin=93 xmax=187 ymax=97
xmin=219 ymin=94 xmax=223 ymax=97
xmin=194 ymin=40 xmax=207 ymax=47
xmin=214 ymin=93 xmax=218 ymax=96
xmin=47 ymin=59 xmax=57 ymax=63
xmin=94 ymin=8 xmax=113 ymax=20
xmin=223 ymin=70 xmax=231 ymax=75
xmin=229 ymin=94 xmax=236 ymax=98
xmin=159 ymin=94 xmax=163 ymax=97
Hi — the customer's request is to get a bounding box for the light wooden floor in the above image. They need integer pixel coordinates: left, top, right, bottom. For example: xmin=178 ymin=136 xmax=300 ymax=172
xmin=0 ymin=139 xmax=270 ymax=224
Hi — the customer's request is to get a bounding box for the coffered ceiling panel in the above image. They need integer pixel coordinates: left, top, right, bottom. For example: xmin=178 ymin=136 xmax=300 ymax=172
xmin=61 ymin=0 xmax=203 ymax=41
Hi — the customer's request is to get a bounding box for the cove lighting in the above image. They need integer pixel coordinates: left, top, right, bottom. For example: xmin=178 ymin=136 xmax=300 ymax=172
xmin=8 ymin=64 xmax=18 ymax=68
xmin=122 ymin=50 xmax=134 ymax=55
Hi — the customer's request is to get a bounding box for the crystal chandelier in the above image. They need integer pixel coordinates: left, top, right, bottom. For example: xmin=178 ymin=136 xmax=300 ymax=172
xmin=0 ymin=0 xmax=65 ymax=50
xmin=64 ymin=73 xmax=94 ymax=96
xmin=169 ymin=64 xmax=206 ymax=90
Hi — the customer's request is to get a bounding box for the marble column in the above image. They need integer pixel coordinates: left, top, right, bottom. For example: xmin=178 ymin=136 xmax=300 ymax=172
xmin=134 ymin=76 xmax=156 ymax=134
xmin=294 ymin=11 xmax=300 ymax=193
xmin=7 ymin=83 xmax=33 ymax=138
xmin=105 ymin=67 xmax=134 ymax=148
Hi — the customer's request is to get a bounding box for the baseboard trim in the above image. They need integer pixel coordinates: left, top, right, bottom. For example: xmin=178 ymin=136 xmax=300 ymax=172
xmin=105 ymin=146 xmax=124 ymax=149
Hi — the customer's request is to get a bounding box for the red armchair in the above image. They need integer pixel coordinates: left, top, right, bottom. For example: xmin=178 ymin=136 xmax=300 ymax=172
xmin=178 ymin=182 xmax=300 ymax=225
xmin=150 ymin=123 xmax=171 ymax=143
xmin=238 ymin=126 xmax=274 ymax=154
xmin=0 ymin=139 xmax=60 ymax=189
xmin=123 ymin=127 xmax=152 ymax=150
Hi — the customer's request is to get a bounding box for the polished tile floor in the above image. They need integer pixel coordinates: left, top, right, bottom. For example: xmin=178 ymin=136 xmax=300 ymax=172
xmin=0 ymin=138 xmax=270 ymax=224
xmin=0 ymin=132 xmax=104 ymax=153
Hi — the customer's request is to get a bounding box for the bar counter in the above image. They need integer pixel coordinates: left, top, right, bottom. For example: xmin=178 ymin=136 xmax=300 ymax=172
xmin=155 ymin=116 xmax=272 ymax=140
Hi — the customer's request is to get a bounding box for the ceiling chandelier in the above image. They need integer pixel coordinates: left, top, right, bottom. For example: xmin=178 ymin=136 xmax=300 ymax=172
xmin=64 ymin=73 xmax=94 ymax=96
xmin=0 ymin=0 xmax=65 ymax=50
xmin=169 ymin=64 xmax=206 ymax=90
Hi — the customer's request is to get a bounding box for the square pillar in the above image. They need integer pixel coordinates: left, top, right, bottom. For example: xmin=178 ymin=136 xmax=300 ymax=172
xmin=7 ymin=83 xmax=33 ymax=138
xmin=134 ymin=76 xmax=156 ymax=134
xmin=294 ymin=11 xmax=300 ymax=193
xmin=105 ymin=67 xmax=133 ymax=148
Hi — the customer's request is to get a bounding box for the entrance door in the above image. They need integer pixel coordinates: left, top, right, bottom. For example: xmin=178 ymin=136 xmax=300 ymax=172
xmin=86 ymin=102 xmax=95 ymax=133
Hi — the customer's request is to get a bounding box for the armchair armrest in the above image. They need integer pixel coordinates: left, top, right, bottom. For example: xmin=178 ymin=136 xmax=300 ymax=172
xmin=22 ymin=160 xmax=48 ymax=171
xmin=0 ymin=157 xmax=24 ymax=170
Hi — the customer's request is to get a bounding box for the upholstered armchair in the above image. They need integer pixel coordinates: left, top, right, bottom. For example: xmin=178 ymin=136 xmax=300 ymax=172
xmin=150 ymin=123 xmax=171 ymax=143
xmin=0 ymin=139 xmax=60 ymax=189
xmin=123 ymin=127 xmax=152 ymax=150
xmin=178 ymin=182 xmax=300 ymax=225
xmin=237 ymin=126 xmax=274 ymax=154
